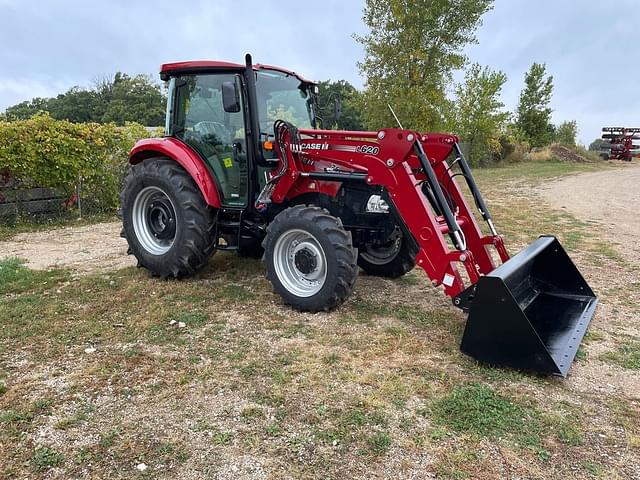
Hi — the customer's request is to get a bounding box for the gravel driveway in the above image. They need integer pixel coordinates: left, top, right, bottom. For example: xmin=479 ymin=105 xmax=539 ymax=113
xmin=540 ymin=163 xmax=640 ymax=265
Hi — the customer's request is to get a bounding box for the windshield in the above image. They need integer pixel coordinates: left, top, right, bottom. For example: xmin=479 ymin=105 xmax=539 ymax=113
xmin=255 ymin=70 xmax=314 ymax=133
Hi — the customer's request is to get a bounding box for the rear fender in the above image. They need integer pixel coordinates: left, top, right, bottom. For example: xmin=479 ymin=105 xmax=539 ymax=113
xmin=129 ymin=137 xmax=221 ymax=208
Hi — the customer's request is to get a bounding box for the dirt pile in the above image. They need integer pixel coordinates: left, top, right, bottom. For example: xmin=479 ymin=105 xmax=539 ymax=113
xmin=549 ymin=144 xmax=594 ymax=163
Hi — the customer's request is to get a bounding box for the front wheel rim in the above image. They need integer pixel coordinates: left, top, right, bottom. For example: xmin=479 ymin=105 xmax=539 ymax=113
xmin=132 ymin=186 xmax=177 ymax=255
xmin=273 ymin=229 xmax=327 ymax=297
xmin=360 ymin=235 xmax=402 ymax=265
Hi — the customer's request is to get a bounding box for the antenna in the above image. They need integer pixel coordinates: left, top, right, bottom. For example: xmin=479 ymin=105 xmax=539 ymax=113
xmin=387 ymin=103 xmax=404 ymax=129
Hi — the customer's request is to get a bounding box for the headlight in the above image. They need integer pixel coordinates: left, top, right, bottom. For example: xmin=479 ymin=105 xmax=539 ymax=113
xmin=365 ymin=194 xmax=389 ymax=213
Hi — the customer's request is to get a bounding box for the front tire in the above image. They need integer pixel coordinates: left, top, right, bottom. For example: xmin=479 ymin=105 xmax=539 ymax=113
xmin=121 ymin=158 xmax=217 ymax=278
xmin=263 ymin=205 xmax=358 ymax=312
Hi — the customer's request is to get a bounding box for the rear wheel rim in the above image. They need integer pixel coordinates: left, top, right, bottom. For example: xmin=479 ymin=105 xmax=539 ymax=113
xmin=273 ymin=229 xmax=327 ymax=297
xmin=132 ymin=186 xmax=177 ymax=255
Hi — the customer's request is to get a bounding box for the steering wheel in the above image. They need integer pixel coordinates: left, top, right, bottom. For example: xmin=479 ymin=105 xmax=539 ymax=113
xmin=194 ymin=121 xmax=232 ymax=144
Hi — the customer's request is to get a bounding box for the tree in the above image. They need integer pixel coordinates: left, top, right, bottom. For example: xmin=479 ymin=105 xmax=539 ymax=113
xmin=555 ymin=120 xmax=578 ymax=147
xmin=49 ymin=87 xmax=102 ymax=123
xmin=101 ymin=73 xmax=165 ymax=126
xmin=316 ymin=80 xmax=364 ymax=130
xmin=355 ymin=0 xmax=494 ymax=131
xmin=450 ymin=63 xmax=508 ymax=165
xmin=4 ymin=97 xmax=51 ymax=120
xmin=515 ymin=63 xmax=554 ymax=148
xmin=588 ymin=138 xmax=607 ymax=151
xmin=2 ymin=73 xmax=166 ymax=126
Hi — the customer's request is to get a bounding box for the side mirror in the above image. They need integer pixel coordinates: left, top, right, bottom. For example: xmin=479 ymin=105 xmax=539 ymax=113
xmin=222 ymin=80 xmax=241 ymax=113
xmin=334 ymin=96 xmax=342 ymax=122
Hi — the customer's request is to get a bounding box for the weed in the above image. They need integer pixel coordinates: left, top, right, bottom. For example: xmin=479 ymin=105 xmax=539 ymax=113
xmin=31 ymin=446 xmax=64 ymax=472
xmin=212 ymin=430 xmax=234 ymax=445
xmin=323 ymin=352 xmax=340 ymax=365
xmin=367 ymin=431 xmax=392 ymax=455
xmin=266 ymin=422 xmax=282 ymax=436
xmin=582 ymin=461 xmax=606 ymax=476
xmin=241 ymin=406 xmax=263 ymax=420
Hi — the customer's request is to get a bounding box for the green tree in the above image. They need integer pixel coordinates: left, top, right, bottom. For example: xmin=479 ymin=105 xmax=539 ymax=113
xmin=2 ymin=73 xmax=165 ymax=126
xmin=355 ymin=0 xmax=494 ymax=131
xmin=101 ymin=73 xmax=165 ymax=126
xmin=450 ymin=63 xmax=508 ymax=165
xmin=49 ymin=87 xmax=102 ymax=123
xmin=555 ymin=120 xmax=578 ymax=147
xmin=4 ymin=97 xmax=51 ymax=120
xmin=515 ymin=63 xmax=554 ymax=148
xmin=316 ymin=80 xmax=364 ymax=130
xmin=588 ymin=138 xmax=606 ymax=151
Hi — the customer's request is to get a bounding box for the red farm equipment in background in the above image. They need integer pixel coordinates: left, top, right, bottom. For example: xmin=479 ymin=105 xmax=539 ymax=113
xmin=120 ymin=54 xmax=598 ymax=377
xmin=600 ymin=127 xmax=640 ymax=161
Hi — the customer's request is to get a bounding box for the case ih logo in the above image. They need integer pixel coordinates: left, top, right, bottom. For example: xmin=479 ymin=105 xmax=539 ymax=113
xmin=301 ymin=142 xmax=330 ymax=150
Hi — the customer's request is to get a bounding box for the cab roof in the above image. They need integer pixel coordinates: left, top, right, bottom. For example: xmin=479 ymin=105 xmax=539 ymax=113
xmin=160 ymin=60 xmax=315 ymax=84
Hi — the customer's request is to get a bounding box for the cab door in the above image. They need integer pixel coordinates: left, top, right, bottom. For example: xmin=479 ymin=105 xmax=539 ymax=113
xmin=172 ymin=73 xmax=248 ymax=207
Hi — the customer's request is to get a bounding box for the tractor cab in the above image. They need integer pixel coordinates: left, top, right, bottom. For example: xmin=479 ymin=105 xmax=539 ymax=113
xmin=161 ymin=59 xmax=317 ymax=208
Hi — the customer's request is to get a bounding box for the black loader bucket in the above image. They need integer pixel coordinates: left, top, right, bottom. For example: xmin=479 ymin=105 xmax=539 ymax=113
xmin=460 ymin=236 xmax=598 ymax=376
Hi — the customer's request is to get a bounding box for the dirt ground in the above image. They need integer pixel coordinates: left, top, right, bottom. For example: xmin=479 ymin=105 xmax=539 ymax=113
xmin=540 ymin=163 xmax=640 ymax=263
xmin=0 ymin=221 xmax=134 ymax=273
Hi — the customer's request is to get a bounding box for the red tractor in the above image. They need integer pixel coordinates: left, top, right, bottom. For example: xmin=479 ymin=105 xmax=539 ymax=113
xmin=121 ymin=55 xmax=597 ymax=376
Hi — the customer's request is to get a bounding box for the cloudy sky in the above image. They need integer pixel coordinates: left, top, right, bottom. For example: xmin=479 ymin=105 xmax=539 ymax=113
xmin=0 ymin=0 xmax=636 ymax=144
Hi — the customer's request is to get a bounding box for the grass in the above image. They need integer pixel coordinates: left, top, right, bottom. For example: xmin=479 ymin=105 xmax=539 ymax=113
xmin=30 ymin=447 xmax=65 ymax=472
xmin=431 ymin=383 xmax=541 ymax=442
xmin=600 ymin=335 xmax=640 ymax=369
xmin=0 ymin=257 xmax=67 ymax=295
xmin=1 ymin=160 xmax=638 ymax=478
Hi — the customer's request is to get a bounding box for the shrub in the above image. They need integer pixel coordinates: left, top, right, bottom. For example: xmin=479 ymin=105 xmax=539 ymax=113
xmin=0 ymin=113 xmax=154 ymax=213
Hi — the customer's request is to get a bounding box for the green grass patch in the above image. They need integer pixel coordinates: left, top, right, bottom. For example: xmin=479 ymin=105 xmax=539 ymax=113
xmin=366 ymin=431 xmax=392 ymax=455
xmin=435 ymin=448 xmax=478 ymax=480
xmin=0 ymin=257 xmax=66 ymax=295
xmin=212 ymin=430 xmax=234 ymax=445
xmin=168 ymin=310 xmax=210 ymax=327
xmin=600 ymin=336 xmax=640 ymax=369
xmin=474 ymin=160 xmax=609 ymax=185
xmin=30 ymin=446 xmax=65 ymax=472
xmin=431 ymin=383 xmax=541 ymax=441
xmin=582 ymin=461 xmax=607 ymax=476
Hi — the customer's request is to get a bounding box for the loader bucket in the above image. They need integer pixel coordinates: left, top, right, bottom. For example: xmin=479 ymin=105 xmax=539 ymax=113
xmin=460 ymin=236 xmax=597 ymax=376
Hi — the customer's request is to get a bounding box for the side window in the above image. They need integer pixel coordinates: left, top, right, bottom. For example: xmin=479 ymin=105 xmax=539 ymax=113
xmin=173 ymin=74 xmax=248 ymax=206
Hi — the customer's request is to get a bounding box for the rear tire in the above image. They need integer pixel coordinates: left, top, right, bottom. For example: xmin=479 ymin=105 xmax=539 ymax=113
xmin=358 ymin=231 xmax=415 ymax=278
xmin=263 ymin=205 xmax=357 ymax=312
xmin=121 ymin=158 xmax=217 ymax=278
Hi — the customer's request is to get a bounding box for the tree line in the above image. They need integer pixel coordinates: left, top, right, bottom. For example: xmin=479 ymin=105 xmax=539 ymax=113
xmin=2 ymin=0 xmax=582 ymax=166
xmin=1 ymin=73 xmax=165 ymax=126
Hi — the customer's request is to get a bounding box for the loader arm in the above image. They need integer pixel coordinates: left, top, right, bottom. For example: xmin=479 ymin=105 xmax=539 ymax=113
xmin=265 ymin=126 xmax=509 ymax=301
xmin=263 ymin=125 xmax=598 ymax=377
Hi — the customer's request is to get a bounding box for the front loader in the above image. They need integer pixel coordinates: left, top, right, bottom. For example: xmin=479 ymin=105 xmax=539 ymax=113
xmin=121 ymin=54 xmax=597 ymax=376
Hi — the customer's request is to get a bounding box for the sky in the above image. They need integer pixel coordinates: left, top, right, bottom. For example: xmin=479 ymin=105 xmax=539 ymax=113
xmin=0 ymin=0 xmax=637 ymax=145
